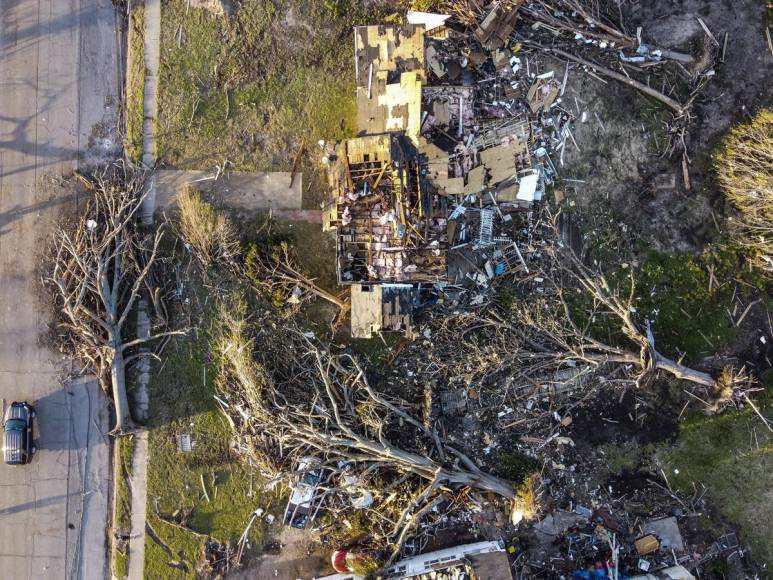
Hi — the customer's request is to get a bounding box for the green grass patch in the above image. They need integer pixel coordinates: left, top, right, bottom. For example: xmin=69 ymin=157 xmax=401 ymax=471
xmin=624 ymin=245 xmax=770 ymax=361
xmin=272 ymin=220 xmax=338 ymax=293
xmin=115 ymin=436 xmax=134 ymax=531
xmin=156 ymin=0 xmax=380 ymax=192
xmin=126 ymin=1 xmax=145 ymax=161
xmin=658 ymin=375 xmax=773 ymax=567
xmin=349 ymin=332 xmax=407 ymax=366
xmin=408 ymin=0 xmax=445 ymax=10
xmin=573 ymin=244 xmax=766 ymax=364
xmin=496 ymin=452 xmax=538 ymax=482
xmin=144 ymin=292 xmax=280 ymax=577
xmin=113 ymin=436 xmax=134 ymax=579
xmin=622 ymin=250 xmax=737 ymax=360
xmin=117 ymin=436 xmax=134 ymax=524
xmin=115 ymin=550 xmax=128 ymax=579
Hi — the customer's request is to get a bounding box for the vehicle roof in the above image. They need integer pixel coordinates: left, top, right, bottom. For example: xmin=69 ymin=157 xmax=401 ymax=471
xmin=289 ymin=481 xmax=317 ymax=507
xmin=289 ymin=458 xmax=322 ymax=506
xmin=3 ymin=429 xmax=25 ymax=464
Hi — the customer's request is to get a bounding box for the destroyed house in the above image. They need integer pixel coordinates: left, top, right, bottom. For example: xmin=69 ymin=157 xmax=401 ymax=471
xmin=326 ymin=133 xmax=448 ymax=286
xmin=350 ymin=20 xmax=545 ymax=200
xmin=324 ymin=18 xmax=557 ymax=336
xmin=350 ymin=283 xmax=416 ymax=340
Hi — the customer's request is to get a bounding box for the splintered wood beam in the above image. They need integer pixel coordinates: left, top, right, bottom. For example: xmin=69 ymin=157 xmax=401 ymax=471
xmin=416 ymin=162 xmax=423 ymax=219
xmin=342 ymin=141 xmax=354 ymax=191
xmin=371 ymin=162 xmax=388 ymax=192
xmin=529 ymin=43 xmax=687 ymax=115
xmin=289 ymin=139 xmax=305 ymax=188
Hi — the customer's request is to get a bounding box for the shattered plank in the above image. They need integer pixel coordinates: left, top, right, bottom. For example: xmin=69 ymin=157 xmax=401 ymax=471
xmin=289 ymin=139 xmax=305 ymax=188
xmin=681 ymin=152 xmax=691 ymax=191
xmin=474 ymin=0 xmax=526 ymax=50
xmin=696 ymin=17 xmax=719 ymax=47
xmin=767 ymin=26 xmax=773 ymax=57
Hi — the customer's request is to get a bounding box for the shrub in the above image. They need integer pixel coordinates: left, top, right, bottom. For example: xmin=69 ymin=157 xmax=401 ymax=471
xmin=177 ymin=186 xmax=238 ymax=267
xmin=714 ymin=110 xmax=773 ymax=276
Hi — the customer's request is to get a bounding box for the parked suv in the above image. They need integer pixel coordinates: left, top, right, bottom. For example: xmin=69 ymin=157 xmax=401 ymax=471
xmin=3 ymin=402 xmax=35 ymax=465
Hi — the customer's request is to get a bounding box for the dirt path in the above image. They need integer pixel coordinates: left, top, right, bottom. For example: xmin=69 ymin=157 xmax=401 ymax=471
xmin=233 ymin=527 xmax=331 ymax=580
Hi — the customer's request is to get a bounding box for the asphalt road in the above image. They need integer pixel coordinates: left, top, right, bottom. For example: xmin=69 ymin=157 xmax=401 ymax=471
xmin=0 ymin=0 xmax=121 ymax=577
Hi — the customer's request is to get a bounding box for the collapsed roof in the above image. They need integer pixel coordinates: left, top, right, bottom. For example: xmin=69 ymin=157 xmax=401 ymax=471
xmin=326 ymin=134 xmax=447 ymax=285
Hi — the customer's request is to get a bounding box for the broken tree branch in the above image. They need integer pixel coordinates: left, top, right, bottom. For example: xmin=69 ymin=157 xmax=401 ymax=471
xmin=526 ymin=42 xmax=687 ymax=115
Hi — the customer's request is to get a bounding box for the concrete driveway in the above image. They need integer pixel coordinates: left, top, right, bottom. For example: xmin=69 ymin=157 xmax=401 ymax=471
xmin=0 ymin=0 xmax=121 ymax=577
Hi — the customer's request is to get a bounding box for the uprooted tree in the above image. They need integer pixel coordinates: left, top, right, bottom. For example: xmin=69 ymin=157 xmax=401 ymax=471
xmin=245 ymin=237 xmax=349 ymax=315
xmin=48 ymin=163 xmax=183 ymax=434
xmin=532 ymin=215 xmax=750 ymax=404
xmin=214 ymin=300 xmax=519 ymax=561
xmin=411 ymin=213 xmax=751 ymax=410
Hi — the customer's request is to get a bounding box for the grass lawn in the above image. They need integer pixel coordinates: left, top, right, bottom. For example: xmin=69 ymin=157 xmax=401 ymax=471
xmin=126 ymin=0 xmax=145 ymax=161
xmin=113 ymin=436 xmax=135 ymax=579
xmin=658 ymin=374 xmax=773 ymax=568
xmin=156 ymin=0 xmax=389 ymax=205
xmin=576 ymin=243 xmax=768 ymax=364
xmin=620 ymin=250 xmax=739 ymax=361
xmin=143 ymin=283 xmax=283 ymax=578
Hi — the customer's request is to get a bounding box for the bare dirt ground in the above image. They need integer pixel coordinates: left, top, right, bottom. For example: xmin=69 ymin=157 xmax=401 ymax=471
xmin=562 ymin=0 xmax=772 ymax=251
xmin=233 ymin=527 xmax=331 ymax=579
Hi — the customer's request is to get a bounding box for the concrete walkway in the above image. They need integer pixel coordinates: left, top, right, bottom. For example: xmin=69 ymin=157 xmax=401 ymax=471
xmin=153 ymin=170 xmax=303 ymax=212
xmin=140 ymin=0 xmax=161 ymax=226
xmin=126 ymin=300 xmax=150 ymax=580
xmin=141 ymin=0 xmax=160 ymax=169
xmin=127 ymin=431 xmax=149 ymax=580
xmin=128 ymin=0 xmax=161 ymax=571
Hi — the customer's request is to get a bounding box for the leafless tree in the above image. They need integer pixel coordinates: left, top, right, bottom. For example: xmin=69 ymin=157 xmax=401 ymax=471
xmin=537 ymin=214 xmax=749 ymax=400
xmin=408 ymin=213 xmax=751 ymax=410
xmin=245 ymin=240 xmax=350 ymax=321
xmin=47 ymin=162 xmax=183 ymax=434
xmin=215 ymin=301 xmax=514 ymax=554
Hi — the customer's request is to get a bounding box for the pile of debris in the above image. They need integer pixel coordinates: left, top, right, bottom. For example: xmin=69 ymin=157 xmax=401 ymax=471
xmin=321 ymin=0 xmax=719 ymax=339
xmin=520 ymin=506 xmax=744 ymax=579
xmin=227 ymin=3 xmax=751 ymax=578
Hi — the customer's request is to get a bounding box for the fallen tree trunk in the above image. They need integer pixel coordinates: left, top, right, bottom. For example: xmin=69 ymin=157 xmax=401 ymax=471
xmin=110 ymin=345 xmax=133 ymax=433
xmin=215 ymin=301 xmax=517 ymax=551
xmin=48 ymin=162 xmax=184 ymax=435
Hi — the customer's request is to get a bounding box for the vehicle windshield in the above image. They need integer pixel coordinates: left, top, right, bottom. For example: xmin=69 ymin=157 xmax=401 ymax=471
xmin=301 ymin=471 xmax=321 ymax=486
xmin=4 ymin=419 xmax=25 ymax=432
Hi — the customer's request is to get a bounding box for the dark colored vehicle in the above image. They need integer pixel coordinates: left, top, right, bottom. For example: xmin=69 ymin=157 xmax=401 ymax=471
xmin=3 ymin=402 xmax=35 ymax=465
